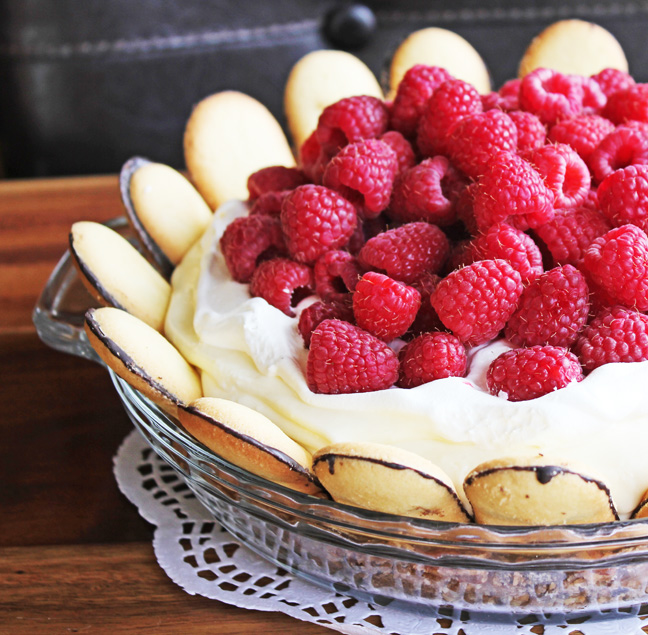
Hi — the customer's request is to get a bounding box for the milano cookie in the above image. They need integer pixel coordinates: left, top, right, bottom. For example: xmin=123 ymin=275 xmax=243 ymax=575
xmin=312 ymin=442 xmax=470 ymax=522
xmin=84 ymin=307 xmax=202 ymax=418
xmin=121 ymin=157 xmax=213 ymax=277
xmin=284 ymin=49 xmax=383 ymax=148
xmin=519 ymin=20 xmax=628 ymax=78
xmin=388 ymin=27 xmax=491 ymax=97
xmin=179 ymin=397 xmax=322 ymax=495
xmin=184 ymin=91 xmax=295 ymax=211
xmin=70 ymin=221 xmax=171 ymax=332
xmin=464 ymin=456 xmax=618 ymax=526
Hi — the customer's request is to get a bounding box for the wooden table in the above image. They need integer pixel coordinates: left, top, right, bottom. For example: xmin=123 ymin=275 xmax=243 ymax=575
xmin=0 ymin=176 xmax=330 ymax=633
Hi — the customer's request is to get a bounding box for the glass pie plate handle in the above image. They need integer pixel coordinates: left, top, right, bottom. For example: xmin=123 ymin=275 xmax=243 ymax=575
xmin=34 ymin=219 xmax=648 ymax=624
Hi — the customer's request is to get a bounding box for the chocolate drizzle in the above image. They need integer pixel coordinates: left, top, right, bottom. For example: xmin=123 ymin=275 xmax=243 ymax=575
xmin=535 ymin=465 xmax=561 ymax=485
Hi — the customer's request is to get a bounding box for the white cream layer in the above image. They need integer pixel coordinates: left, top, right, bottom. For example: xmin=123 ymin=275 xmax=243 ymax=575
xmin=165 ymin=201 xmax=648 ymax=517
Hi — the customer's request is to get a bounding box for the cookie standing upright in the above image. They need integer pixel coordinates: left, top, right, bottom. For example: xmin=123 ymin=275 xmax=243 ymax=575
xmin=388 ymin=27 xmax=491 ymax=96
xmin=519 ymin=19 xmax=628 ymax=77
xmin=184 ymin=91 xmax=296 ymax=210
xmin=284 ymin=49 xmax=383 ymax=149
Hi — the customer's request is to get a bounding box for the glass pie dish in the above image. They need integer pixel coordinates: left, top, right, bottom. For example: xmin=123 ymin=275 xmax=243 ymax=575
xmin=35 ymin=221 xmax=648 ymax=625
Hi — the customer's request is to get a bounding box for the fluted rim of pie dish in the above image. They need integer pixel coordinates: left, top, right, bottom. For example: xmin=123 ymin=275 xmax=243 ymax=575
xmin=111 ymin=370 xmax=648 ymax=560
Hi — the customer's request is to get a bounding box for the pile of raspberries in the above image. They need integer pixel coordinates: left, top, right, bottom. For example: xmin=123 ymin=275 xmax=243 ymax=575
xmin=220 ymin=65 xmax=648 ymax=401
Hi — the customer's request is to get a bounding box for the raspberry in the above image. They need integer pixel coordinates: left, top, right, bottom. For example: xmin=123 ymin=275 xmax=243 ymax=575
xmin=487 ymin=346 xmax=583 ymax=401
xmin=398 ymin=332 xmax=467 ymax=388
xmin=534 ymin=205 xmax=611 ymax=267
xmin=519 ymin=68 xmax=584 ymax=125
xmin=249 ymin=190 xmax=291 ymax=217
xmin=499 ymin=78 xmax=522 ymax=100
xmin=582 ymin=224 xmax=648 ymax=311
xmin=379 ymin=130 xmax=416 ymax=175
xmin=577 ymin=75 xmax=607 ymax=114
xmin=299 ymin=131 xmax=326 ymax=184
xmin=316 ymin=95 xmax=389 ymax=157
xmin=220 ymin=214 xmax=285 ymax=283
xmin=574 ymin=306 xmax=648 ymax=371
xmin=390 ymin=64 xmax=453 ymax=138
xmin=588 ymin=124 xmax=648 ymax=183
xmin=446 ymin=110 xmax=518 ymax=179
xmin=409 ymin=272 xmax=444 ymax=335
xmin=430 ymin=259 xmax=524 ymax=345
xmin=597 ymin=164 xmax=648 ymax=232
xmin=280 ymin=185 xmax=357 ymax=264
xmin=249 ymin=257 xmax=314 ymax=316
xmin=389 ymin=156 xmax=458 ymax=226
xmin=508 ymin=110 xmax=546 ymax=153
xmin=322 ymin=138 xmax=398 ymax=218
xmin=314 ymin=249 xmax=363 ymax=302
xmin=591 ymin=68 xmax=635 ymax=99
xmin=472 ymin=151 xmax=554 ymax=231
xmin=352 ymin=271 xmax=421 ymax=341
xmin=548 ymin=115 xmax=615 ymax=164
xmin=603 ymin=83 xmax=648 ymax=125
xmin=298 ymin=299 xmax=354 ymax=348
xmin=416 ymin=79 xmax=482 ymax=157
xmin=465 ymin=222 xmax=544 ymax=284
xmin=359 ymin=221 xmax=450 ymax=283
xmin=247 ymin=166 xmax=308 ymax=200
xmin=505 ymin=265 xmax=589 ymax=347
xmin=455 ymin=183 xmax=479 ymax=235
xmin=527 ymin=143 xmax=590 ymax=209
xmin=306 ymin=319 xmax=399 ymax=393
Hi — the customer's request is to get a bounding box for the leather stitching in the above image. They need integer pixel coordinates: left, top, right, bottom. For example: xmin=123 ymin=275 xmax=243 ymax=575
xmin=0 ymin=19 xmax=320 ymax=59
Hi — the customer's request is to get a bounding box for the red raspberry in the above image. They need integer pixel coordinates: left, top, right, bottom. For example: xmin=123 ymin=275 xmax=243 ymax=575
xmin=314 ymin=250 xmax=363 ymax=302
xmin=548 ymin=115 xmax=615 ymax=164
xmin=249 ymin=257 xmax=314 ymax=316
xmin=603 ymin=83 xmax=648 ymax=125
xmin=508 ymin=110 xmax=546 ymax=153
xmin=591 ymin=68 xmax=636 ymax=99
xmin=465 ymin=222 xmax=544 ymax=284
xmin=519 ymin=68 xmax=584 ymax=125
xmin=398 ymin=332 xmax=467 ymax=388
xmin=577 ymin=75 xmax=607 ymax=114
xmin=390 ymin=64 xmax=453 ymax=138
xmin=280 ymin=185 xmax=357 ymax=264
xmin=487 ymin=346 xmax=583 ymax=401
xmin=379 ymin=131 xmax=416 ymax=175
xmin=446 ymin=110 xmax=518 ymax=179
xmin=505 ymin=265 xmax=589 ymax=347
xmin=298 ymin=299 xmax=354 ymax=348
xmin=352 ymin=271 xmax=421 ymax=341
xmin=527 ymin=143 xmax=590 ymax=209
xmin=389 ymin=156 xmax=458 ymax=226
xmin=588 ymin=124 xmax=648 ymax=183
xmin=220 ymin=214 xmax=285 ymax=283
xmin=597 ymin=164 xmax=648 ymax=232
xmin=534 ymin=205 xmax=611 ymax=267
xmin=409 ymin=272 xmax=444 ymax=335
xmin=574 ymin=305 xmax=648 ymax=371
xmin=430 ymin=259 xmax=524 ymax=345
xmin=416 ymin=79 xmax=482 ymax=157
xmin=472 ymin=151 xmax=555 ymax=231
xmin=316 ymin=95 xmax=389 ymax=157
xmin=306 ymin=319 xmax=399 ymax=393
xmin=499 ymin=78 xmax=522 ymax=100
xmin=249 ymin=190 xmax=291 ymax=217
xmin=247 ymin=166 xmax=308 ymax=200
xmin=299 ymin=131 xmax=326 ymax=184
xmin=323 ymin=138 xmax=398 ymax=218
xmin=455 ymin=183 xmax=479 ymax=235
xmin=582 ymin=224 xmax=648 ymax=311
xmin=359 ymin=222 xmax=450 ymax=283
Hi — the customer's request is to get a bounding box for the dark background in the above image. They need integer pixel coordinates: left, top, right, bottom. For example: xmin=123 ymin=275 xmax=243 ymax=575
xmin=2 ymin=0 xmax=648 ymax=178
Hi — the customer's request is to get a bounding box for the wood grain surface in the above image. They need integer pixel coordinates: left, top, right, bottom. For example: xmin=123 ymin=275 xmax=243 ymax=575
xmin=0 ymin=176 xmax=330 ymax=633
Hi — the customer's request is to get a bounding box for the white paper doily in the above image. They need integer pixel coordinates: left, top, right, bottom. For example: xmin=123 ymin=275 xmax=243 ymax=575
xmin=114 ymin=430 xmax=648 ymax=635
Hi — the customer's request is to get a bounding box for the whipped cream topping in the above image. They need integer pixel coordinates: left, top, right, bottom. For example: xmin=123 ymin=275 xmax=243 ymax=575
xmin=165 ymin=201 xmax=648 ymax=517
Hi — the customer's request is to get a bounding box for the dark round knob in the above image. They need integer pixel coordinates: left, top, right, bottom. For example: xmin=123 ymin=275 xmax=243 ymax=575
xmin=324 ymin=4 xmax=377 ymax=50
